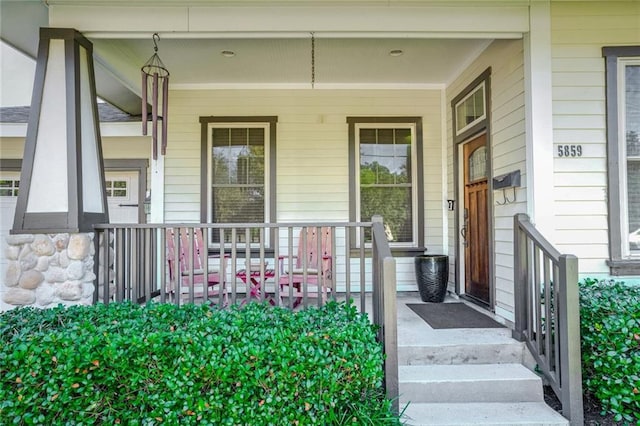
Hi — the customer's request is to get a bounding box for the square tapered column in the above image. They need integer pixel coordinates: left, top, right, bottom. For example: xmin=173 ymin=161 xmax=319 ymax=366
xmin=13 ymin=28 xmax=108 ymax=234
xmin=4 ymin=28 xmax=107 ymax=310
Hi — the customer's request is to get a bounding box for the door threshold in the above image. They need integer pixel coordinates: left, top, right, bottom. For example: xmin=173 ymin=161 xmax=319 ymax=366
xmin=460 ymin=294 xmax=491 ymax=311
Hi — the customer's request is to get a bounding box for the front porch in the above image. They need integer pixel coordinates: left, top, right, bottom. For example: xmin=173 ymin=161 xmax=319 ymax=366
xmin=85 ymin=218 xmax=579 ymax=425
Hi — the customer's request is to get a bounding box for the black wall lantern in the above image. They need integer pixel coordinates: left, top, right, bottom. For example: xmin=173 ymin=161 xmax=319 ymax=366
xmin=12 ymin=28 xmax=108 ymax=234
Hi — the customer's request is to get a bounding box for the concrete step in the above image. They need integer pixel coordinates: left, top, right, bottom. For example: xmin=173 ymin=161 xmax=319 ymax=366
xmin=399 ymin=364 xmax=543 ymax=403
xmin=399 ymin=340 xmax=526 ymax=366
xmin=398 ymin=327 xmax=532 ymax=366
xmin=400 ymin=402 xmax=569 ymax=426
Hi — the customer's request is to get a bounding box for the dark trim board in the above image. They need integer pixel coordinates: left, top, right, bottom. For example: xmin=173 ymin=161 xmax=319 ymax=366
xmin=602 ymin=45 xmax=640 ymax=275
xmin=0 ymin=159 xmax=22 ymax=171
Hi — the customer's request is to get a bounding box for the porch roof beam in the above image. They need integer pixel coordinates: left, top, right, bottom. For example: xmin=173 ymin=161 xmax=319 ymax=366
xmin=83 ymin=31 xmax=525 ymax=40
xmin=49 ymin=5 xmax=529 ymax=35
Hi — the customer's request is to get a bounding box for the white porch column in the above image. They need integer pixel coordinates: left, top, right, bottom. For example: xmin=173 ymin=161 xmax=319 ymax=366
xmin=524 ymin=0 xmax=555 ymax=239
xmin=149 ymin=143 xmax=165 ymax=223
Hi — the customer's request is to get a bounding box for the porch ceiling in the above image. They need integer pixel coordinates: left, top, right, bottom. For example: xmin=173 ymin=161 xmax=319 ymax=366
xmin=2 ymin=0 xmax=527 ymax=114
xmin=93 ymin=37 xmax=491 ymax=88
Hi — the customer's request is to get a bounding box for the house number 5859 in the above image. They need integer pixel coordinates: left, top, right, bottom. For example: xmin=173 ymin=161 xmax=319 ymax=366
xmin=556 ymin=144 xmax=583 ymax=157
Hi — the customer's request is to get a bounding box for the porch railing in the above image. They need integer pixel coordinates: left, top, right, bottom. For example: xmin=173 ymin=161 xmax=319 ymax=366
xmin=93 ymin=215 xmax=397 ymax=409
xmin=513 ymin=213 xmax=583 ymax=425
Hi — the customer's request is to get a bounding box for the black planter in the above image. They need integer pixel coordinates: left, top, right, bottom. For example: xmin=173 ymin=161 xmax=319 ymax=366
xmin=414 ymin=255 xmax=449 ymax=303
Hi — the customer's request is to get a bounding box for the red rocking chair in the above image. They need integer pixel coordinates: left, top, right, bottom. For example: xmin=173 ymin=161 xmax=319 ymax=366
xmin=278 ymin=226 xmax=333 ymax=307
xmin=166 ymin=227 xmax=228 ymax=305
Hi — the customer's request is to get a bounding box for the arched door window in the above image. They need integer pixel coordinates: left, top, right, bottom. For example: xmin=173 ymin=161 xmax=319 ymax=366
xmin=468 ymin=146 xmax=487 ymax=182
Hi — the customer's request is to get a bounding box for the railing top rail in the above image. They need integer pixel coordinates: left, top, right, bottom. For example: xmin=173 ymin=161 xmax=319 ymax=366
xmin=371 ymin=218 xmax=393 ymax=259
xmin=515 ymin=213 xmax=562 ymax=261
xmin=94 ymin=221 xmax=374 ymax=230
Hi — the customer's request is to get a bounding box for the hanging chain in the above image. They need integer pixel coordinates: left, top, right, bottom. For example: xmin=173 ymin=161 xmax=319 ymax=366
xmin=310 ymin=32 xmax=315 ymax=88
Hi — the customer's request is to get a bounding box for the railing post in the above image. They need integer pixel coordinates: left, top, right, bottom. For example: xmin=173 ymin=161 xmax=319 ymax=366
xmin=371 ymin=215 xmax=398 ymax=413
xmin=513 ymin=213 xmax=528 ymax=341
xmin=382 ymin=256 xmax=398 ymax=413
xmin=93 ymin=229 xmax=101 ymax=304
xmin=558 ymin=254 xmax=583 ymax=425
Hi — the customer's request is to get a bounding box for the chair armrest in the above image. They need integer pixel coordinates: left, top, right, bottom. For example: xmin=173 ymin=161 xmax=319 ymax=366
xmin=278 ymin=255 xmax=298 ymax=273
xmin=207 ymin=253 xmax=231 ymax=259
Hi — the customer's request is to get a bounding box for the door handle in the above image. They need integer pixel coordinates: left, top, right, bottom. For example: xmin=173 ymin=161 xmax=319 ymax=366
xmin=117 ymin=203 xmax=139 ymax=207
xmin=460 ymin=226 xmax=468 ymax=247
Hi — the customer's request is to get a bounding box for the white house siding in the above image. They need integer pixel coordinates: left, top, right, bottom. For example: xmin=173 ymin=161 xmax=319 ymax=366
xmin=0 ymin=135 xmax=150 ymax=164
xmin=101 ymin=136 xmax=150 ymax=161
xmin=446 ymin=39 xmax=527 ymax=320
xmin=0 ymin=134 xmax=151 ymax=215
xmin=165 ymin=89 xmax=444 ymax=290
xmin=0 ymin=137 xmax=25 ymax=158
xmin=551 ymin=1 xmax=640 ymax=275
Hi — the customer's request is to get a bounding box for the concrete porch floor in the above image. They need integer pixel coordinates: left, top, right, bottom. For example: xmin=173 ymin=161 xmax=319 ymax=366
xmin=395 ymin=292 xmax=516 ymax=349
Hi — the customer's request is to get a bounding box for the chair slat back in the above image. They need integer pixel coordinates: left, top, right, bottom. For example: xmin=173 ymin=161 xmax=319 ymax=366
xmin=296 ymin=227 xmax=332 ymax=269
xmin=179 ymin=228 xmax=205 ymax=272
xmin=166 ymin=228 xmax=206 ymax=278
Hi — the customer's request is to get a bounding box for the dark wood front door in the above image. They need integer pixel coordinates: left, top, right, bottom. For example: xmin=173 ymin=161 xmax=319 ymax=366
xmin=462 ymin=134 xmax=490 ymax=304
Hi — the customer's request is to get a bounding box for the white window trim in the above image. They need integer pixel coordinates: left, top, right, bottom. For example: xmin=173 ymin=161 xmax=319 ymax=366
xmin=618 ymin=58 xmax=640 ymax=258
xmin=206 ymin=122 xmax=271 ymax=246
xmin=355 ymin=122 xmax=418 ymax=248
xmin=454 ymin=81 xmax=487 ymax=136
xmin=0 ymin=176 xmax=20 ymax=197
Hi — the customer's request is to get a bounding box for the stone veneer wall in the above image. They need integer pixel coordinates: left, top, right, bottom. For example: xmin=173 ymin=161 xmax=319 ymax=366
xmin=3 ymin=233 xmax=96 ymax=308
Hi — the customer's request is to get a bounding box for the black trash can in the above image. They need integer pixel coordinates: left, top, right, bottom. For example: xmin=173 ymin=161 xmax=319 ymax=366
xmin=414 ymin=254 xmax=449 ymax=303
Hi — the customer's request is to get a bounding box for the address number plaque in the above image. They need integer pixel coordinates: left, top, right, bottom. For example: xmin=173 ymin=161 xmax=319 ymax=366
xmin=555 ymin=144 xmax=584 ymax=157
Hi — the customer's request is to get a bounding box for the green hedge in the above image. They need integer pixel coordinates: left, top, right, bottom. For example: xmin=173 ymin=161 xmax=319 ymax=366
xmin=580 ymin=279 xmax=640 ymax=423
xmin=0 ymin=301 xmax=400 ymax=425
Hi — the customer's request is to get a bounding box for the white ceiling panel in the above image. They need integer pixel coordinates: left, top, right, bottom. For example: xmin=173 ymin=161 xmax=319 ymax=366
xmin=94 ymin=37 xmax=490 ymax=87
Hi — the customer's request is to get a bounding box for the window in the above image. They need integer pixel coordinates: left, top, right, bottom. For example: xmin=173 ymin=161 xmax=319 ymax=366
xmin=348 ymin=117 xmax=424 ymax=250
xmin=455 ymin=81 xmax=486 ymax=136
xmin=468 ymin=146 xmax=488 ymax=182
xmin=105 ymin=180 xmax=128 ymax=198
xmin=603 ymin=46 xmax=640 ymax=274
xmin=624 ymin=62 xmax=640 ymax=255
xmin=200 ymin=116 xmax=277 ymax=246
xmin=0 ymin=179 xmax=19 ymax=197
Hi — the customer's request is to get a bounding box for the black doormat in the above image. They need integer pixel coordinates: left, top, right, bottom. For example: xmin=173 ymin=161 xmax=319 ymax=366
xmin=407 ymin=302 xmax=505 ymax=329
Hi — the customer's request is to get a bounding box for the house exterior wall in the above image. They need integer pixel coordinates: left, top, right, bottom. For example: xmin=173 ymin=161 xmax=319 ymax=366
xmin=166 ymin=89 xmax=445 ymax=290
xmin=446 ymin=39 xmax=527 ymax=320
xmin=0 ymin=134 xmax=151 ymax=212
xmin=0 ymin=138 xmax=25 ymax=158
xmin=0 ymin=135 xmax=150 ymax=162
xmin=551 ymin=1 xmax=639 ymax=276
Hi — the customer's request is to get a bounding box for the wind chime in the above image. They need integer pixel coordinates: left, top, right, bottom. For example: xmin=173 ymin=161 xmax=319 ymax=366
xmin=141 ymin=33 xmax=169 ymax=160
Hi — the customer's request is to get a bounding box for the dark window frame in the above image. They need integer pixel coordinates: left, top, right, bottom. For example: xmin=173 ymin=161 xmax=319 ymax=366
xmin=199 ymin=116 xmax=277 ymax=248
xmin=603 ymin=45 xmax=640 ymax=275
xmin=347 ymin=116 xmax=425 ymax=256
